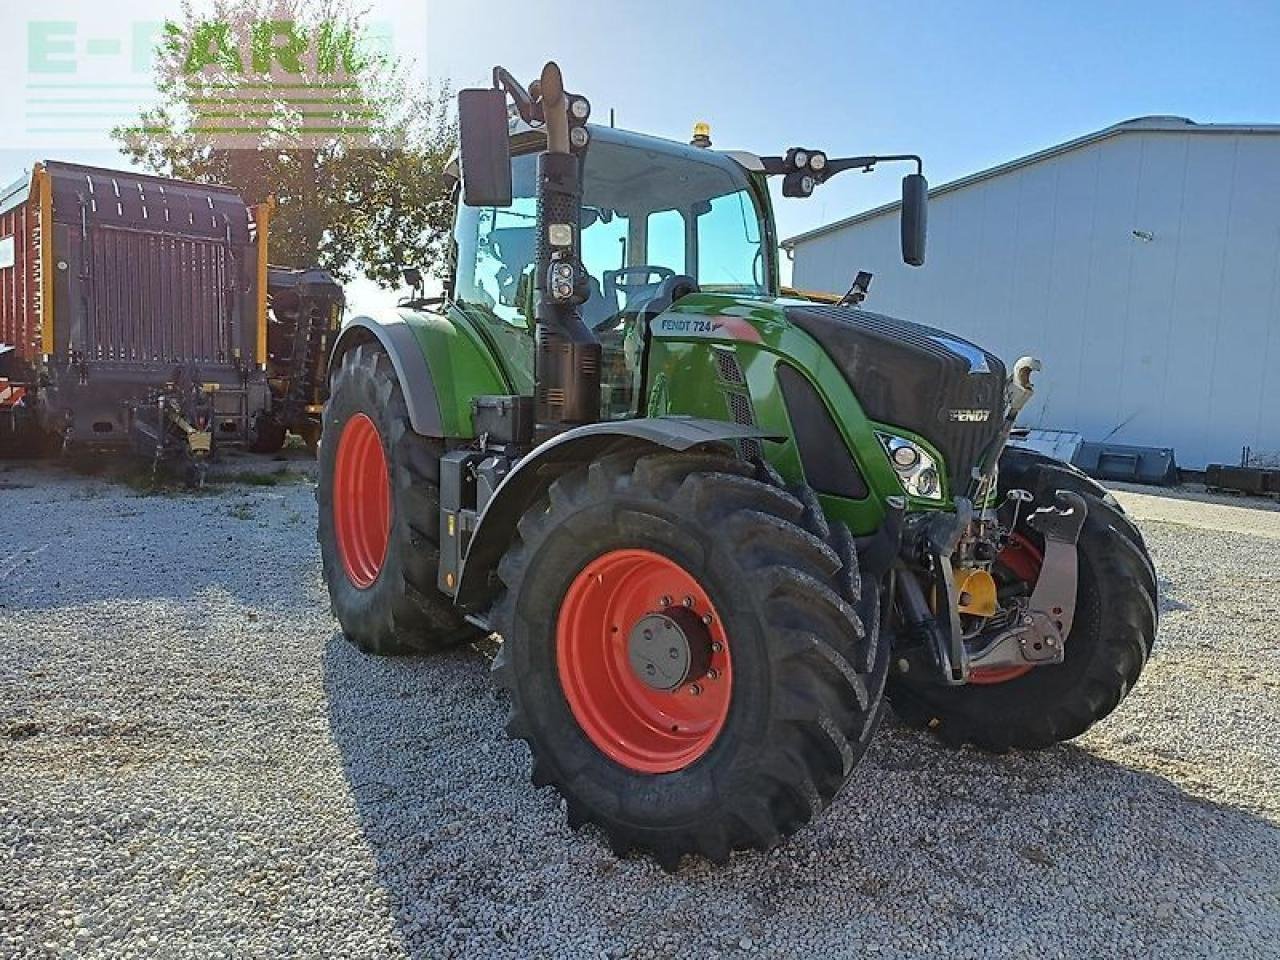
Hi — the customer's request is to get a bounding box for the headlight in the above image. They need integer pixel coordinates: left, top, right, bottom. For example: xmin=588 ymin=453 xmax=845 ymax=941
xmin=877 ymin=433 xmax=944 ymax=500
xmin=792 ymin=150 xmax=809 ymax=169
xmin=809 ymin=152 xmax=827 ymax=172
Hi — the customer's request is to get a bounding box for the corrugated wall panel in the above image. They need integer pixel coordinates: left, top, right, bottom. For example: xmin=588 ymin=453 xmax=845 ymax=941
xmin=791 ymin=130 xmax=1280 ymax=469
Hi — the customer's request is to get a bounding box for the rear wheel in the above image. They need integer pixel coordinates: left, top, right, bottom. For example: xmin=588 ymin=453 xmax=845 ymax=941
xmin=887 ymin=456 xmax=1158 ymax=751
xmin=317 ymin=343 xmax=475 ymax=654
xmin=492 ymin=450 xmax=889 ymax=868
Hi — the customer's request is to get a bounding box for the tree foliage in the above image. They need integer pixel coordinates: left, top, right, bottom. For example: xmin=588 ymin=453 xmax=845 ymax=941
xmin=115 ymin=0 xmax=455 ymax=286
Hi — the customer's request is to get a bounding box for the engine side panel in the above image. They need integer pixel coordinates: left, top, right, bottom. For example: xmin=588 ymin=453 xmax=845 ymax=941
xmin=643 ymin=292 xmax=949 ymax=536
xmin=784 ymin=304 xmax=1006 ymax=495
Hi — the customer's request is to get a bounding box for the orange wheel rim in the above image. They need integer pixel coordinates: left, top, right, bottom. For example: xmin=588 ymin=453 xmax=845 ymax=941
xmin=556 ymin=549 xmax=732 ymax=774
xmin=332 ymin=413 xmax=391 ymax=589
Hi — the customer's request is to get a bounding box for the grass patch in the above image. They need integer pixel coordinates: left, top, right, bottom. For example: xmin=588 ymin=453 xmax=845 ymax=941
xmin=210 ymin=466 xmax=306 ymax=488
xmin=66 ymin=456 xmax=199 ymax=497
xmin=225 ymin=502 xmax=255 ymax=521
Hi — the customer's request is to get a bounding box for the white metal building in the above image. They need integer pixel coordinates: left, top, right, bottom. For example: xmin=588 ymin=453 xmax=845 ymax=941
xmin=784 ymin=117 xmax=1280 ymax=470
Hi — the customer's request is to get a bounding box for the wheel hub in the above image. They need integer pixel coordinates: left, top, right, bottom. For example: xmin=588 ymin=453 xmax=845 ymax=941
xmin=627 ymin=608 xmax=712 ymax=692
xmin=968 ymin=532 xmax=1044 ymax=685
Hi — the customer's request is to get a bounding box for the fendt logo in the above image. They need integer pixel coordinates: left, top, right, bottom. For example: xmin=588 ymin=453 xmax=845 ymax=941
xmin=948 ymin=409 xmax=992 ymax=423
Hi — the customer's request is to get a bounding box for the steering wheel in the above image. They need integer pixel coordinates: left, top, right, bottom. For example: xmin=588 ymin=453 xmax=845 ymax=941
xmin=603 ymin=265 xmax=675 ymax=308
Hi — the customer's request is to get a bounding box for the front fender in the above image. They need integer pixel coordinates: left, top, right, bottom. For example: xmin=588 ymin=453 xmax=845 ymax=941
xmin=454 ymin=417 xmax=782 ymax=611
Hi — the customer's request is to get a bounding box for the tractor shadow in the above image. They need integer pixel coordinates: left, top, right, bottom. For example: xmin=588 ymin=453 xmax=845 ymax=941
xmin=323 ymin=634 xmax=1280 ymax=960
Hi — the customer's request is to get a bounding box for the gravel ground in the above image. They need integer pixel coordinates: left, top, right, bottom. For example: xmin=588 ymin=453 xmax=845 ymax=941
xmin=1 ymin=463 xmax=1277 ymax=959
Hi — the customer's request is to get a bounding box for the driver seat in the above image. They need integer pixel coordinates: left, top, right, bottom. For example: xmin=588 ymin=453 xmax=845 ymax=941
xmin=580 ymin=273 xmax=618 ymax=330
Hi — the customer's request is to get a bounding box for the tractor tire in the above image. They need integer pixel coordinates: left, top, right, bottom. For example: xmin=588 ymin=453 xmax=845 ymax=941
xmin=887 ymin=454 xmax=1158 ymax=752
xmin=317 ymin=342 xmax=475 ymax=655
xmin=491 ymin=449 xmax=889 ymax=869
xmin=1000 ymin=445 xmax=1156 ymax=597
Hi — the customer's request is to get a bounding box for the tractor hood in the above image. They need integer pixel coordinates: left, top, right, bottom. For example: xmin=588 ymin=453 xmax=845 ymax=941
xmin=782 ymin=303 xmax=1007 ymax=496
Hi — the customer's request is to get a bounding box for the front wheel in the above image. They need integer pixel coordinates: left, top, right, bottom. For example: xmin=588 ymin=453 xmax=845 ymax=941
xmin=316 ymin=343 xmax=475 ymax=654
xmin=887 ymin=455 xmax=1158 ymax=751
xmin=492 ymin=450 xmax=889 ymax=869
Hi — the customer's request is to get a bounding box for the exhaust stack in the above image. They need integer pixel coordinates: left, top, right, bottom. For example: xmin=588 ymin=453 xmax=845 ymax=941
xmin=530 ymin=63 xmax=601 ymax=431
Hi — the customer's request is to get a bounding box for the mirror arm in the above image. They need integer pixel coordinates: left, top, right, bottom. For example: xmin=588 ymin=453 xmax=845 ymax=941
xmin=759 ymin=153 xmax=924 ymax=183
xmin=492 ymin=66 xmax=540 ymax=124
xmin=824 ymin=153 xmax=923 ymax=179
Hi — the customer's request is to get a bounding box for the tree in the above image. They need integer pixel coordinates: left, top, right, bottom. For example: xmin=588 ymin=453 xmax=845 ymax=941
xmin=115 ymin=0 xmax=456 ymax=286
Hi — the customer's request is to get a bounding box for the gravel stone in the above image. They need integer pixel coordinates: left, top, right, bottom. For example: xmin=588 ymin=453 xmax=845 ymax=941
xmin=1 ymin=464 xmax=1277 ymax=959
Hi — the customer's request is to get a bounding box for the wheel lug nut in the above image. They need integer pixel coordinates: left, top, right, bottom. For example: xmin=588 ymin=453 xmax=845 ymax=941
xmin=660 ymin=595 xmax=672 ymax=607
xmin=682 ymin=596 xmax=694 ymax=608
xmin=689 ymin=683 xmax=702 ymax=696
xmin=711 ymin=642 xmax=723 ymax=653
xmin=701 ymin=613 xmax=713 ymax=626
xmin=707 ymin=668 xmax=719 ymax=680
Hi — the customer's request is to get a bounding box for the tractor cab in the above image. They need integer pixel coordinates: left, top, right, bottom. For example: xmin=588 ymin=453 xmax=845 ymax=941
xmin=449 ymin=125 xmax=776 ymax=419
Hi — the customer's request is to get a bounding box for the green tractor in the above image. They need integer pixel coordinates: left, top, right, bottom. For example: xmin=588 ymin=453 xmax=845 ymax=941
xmin=317 ymin=63 xmax=1157 ymax=868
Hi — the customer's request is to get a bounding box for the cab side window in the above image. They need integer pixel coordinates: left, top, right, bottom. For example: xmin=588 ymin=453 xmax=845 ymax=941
xmin=454 ymin=152 xmax=539 ymax=327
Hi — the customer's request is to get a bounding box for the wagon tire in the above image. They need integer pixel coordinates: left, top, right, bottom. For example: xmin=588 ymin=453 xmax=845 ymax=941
xmin=249 ymin=414 xmax=288 ymax=455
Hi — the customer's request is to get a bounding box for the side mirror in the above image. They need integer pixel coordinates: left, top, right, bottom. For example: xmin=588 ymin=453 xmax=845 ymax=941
xmin=901 ymin=173 xmax=928 ymax=267
xmin=458 ymin=88 xmax=512 ymax=207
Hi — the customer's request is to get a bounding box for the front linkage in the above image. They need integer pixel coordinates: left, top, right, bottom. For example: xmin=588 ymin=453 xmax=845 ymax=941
xmin=893 ymin=489 xmax=1087 ymax=686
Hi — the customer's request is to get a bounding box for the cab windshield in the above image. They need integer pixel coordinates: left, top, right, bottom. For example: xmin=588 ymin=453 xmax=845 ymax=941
xmin=453 ymin=131 xmax=771 ymax=332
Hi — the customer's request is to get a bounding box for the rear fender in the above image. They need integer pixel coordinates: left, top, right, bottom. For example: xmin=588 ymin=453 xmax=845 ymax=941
xmin=329 ymin=309 xmax=512 ymax=438
xmin=330 ymin=315 xmax=444 ymax=436
xmin=454 ymin=417 xmax=781 ymax=611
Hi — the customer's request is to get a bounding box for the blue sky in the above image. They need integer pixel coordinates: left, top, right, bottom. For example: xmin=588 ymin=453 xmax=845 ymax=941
xmin=424 ymin=0 xmax=1280 ymax=249
xmin=3 ymin=0 xmax=1279 ymax=308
